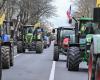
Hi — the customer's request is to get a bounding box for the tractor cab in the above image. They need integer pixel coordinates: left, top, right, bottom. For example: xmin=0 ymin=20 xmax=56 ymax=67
xmin=1 ymin=20 xmax=14 ymax=43
xmin=76 ymin=18 xmax=95 ymax=47
xmin=22 ymin=25 xmax=34 ymax=45
xmin=23 ymin=25 xmax=34 ymax=34
xmin=53 ymin=27 xmax=75 ymax=61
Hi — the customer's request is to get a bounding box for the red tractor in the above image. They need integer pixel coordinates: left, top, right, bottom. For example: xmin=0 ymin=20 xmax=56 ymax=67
xmin=52 ymin=27 xmax=75 ymax=61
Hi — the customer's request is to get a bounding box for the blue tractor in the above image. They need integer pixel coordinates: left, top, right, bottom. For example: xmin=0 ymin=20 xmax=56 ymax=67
xmin=1 ymin=20 xmax=14 ymax=69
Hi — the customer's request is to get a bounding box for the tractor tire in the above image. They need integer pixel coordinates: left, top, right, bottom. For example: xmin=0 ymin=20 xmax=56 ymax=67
xmin=0 ymin=50 xmax=2 ymax=80
xmin=36 ymin=41 xmax=43 ymax=54
xmin=95 ymin=57 xmax=100 ymax=80
xmin=0 ymin=67 xmax=1 ymax=80
xmin=53 ymin=46 xmax=59 ymax=61
xmin=1 ymin=46 xmax=10 ymax=69
xmin=10 ymin=47 xmax=14 ymax=66
xmin=17 ymin=41 xmax=25 ymax=53
xmin=44 ymin=42 xmax=47 ymax=49
xmin=88 ymin=44 xmax=97 ymax=80
xmin=67 ymin=47 xmax=81 ymax=71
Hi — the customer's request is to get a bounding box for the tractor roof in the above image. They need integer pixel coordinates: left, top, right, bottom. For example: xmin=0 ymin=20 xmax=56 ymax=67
xmin=23 ymin=25 xmax=34 ymax=28
xmin=58 ymin=26 xmax=75 ymax=30
xmin=79 ymin=17 xmax=93 ymax=21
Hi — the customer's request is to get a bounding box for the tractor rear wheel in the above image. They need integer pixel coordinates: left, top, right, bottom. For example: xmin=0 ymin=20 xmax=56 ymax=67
xmin=95 ymin=57 xmax=100 ymax=80
xmin=67 ymin=47 xmax=81 ymax=71
xmin=36 ymin=41 xmax=43 ymax=54
xmin=1 ymin=46 xmax=10 ymax=69
xmin=17 ymin=41 xmax=25 ymax=53
xmin=53 ymin=46 xmax=59 ymax=61
xmin=88 ymin=44 xmax=96 ymax=80
xmin=0 ymin=48 xmax=2 ymax=80
xmin=10 ymin=47 xmax=14 ymax=66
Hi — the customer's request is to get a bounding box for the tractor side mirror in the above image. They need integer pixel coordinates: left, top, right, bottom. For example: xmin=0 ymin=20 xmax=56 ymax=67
xmin=52 ymin=29 xmax=55 ymax=33
xmin=93 ymin=8 xmax=100 ymax=22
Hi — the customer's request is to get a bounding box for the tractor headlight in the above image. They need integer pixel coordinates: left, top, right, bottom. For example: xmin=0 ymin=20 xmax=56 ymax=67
xmin=87 ymin=50 xmax=90 ymax=53
xmin=86 ymin=38 xmax=91 ymax=43
xmin=87 ymin=43 xmax=90 ymax=45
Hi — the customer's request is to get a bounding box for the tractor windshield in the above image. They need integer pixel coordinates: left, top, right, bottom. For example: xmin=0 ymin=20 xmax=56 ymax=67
xmin=61 ymin=29 xmax=75 ymax=38
xmin=23 ymin=26 xmax=34 ymax=34
xmin=80 ymin=22 xmax=95 ymax=34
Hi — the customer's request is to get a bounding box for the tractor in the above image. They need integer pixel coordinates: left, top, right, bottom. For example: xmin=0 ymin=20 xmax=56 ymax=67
xmin=43 ymin=31 xmax=51 ymax=48
xmin=66 ymin=17 xmax=95 ymax=71
xmin=17 ymin=25 xmax=44 ymax=54
xmin=88 ymin=7 xmax=100 ymax=80
xmin=0 ymin=20 xmax=14 ymax=69
xmin=53 ymin=27 xmax=75 ymax=61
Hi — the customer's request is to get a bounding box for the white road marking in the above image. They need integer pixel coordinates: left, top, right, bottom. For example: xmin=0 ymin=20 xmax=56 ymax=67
xmin=14 ymin=54 xmax=21 ymax=58
xmin=49 ymin=61 xmax=56 ymax=80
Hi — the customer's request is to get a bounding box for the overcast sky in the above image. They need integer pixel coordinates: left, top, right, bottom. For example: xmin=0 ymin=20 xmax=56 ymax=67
xmin=48 ymin=0 xmax=71 ymax=28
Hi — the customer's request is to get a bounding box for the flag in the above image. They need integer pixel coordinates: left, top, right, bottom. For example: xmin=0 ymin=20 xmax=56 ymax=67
xmin=70 ymin=0 xmax=74 ymax=2
xmin=66 ymin=5 xmax=72 ymax=19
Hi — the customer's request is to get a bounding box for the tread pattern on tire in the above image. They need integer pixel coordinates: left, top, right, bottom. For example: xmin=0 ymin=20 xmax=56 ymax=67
xmin=10 ymin=47 xmax=14 ymax=66
xmin=36 ymin=41 xmax=43 ymax=53
xmin=1 ymin=46 xmax=10 ymax=69
xmin=67 ymin=47 xmax=81 ymax=71
xmin=53 ymin=46 xmax=59 ymax=61
xmin=95 ymin=57 xmax=100 ymax=80
xmin=88 ymin=44 xmax=97 ymax=80
xmin=17 ymin=41 xmax=25 ymax=53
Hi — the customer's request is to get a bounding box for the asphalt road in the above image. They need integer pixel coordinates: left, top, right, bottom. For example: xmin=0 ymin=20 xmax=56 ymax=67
xmin=2 ymin=43 xmax=88 ymax=80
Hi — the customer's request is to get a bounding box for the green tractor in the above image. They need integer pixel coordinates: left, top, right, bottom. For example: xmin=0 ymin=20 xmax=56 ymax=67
xmin=17 ymin=25 xmax=44 ymax=54
xmin=0 ymin=20 xmax=14 ymax=69
xmin=67 ymin=17 xmax=95 ymax=71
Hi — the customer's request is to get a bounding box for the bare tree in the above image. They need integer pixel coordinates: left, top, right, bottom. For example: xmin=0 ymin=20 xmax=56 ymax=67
xmin=17 ymin=0 xmax=56 ymax=25
xmin=73 ymin=0 xmax=96 ymax=18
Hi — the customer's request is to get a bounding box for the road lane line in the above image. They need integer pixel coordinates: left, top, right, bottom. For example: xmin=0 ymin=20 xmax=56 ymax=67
xmin=14 ymin=54 xmax=21 ymax=58
xmin=49 ymin=61 xmax=56 ymax=80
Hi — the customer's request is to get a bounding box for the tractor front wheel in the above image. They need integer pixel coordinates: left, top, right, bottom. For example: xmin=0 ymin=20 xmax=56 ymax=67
xmin=88 ymin=53 xmax=93 ymax=80
xmin=17 ymin=41 xmax=25 ymax=53
xmin=53 ymin=46 xmax=59 ymax=61
xmin=36 ymin=41 xmax=43 ymax=54
xmin=1 ymin=46 xmax=10 ymax=69
xmin=88 ymin=44 xmax=97 ymax=80
xmin=95 ymin=57 xmax=100 ymax=80
xmin=10 ymin=46 xmax=14 ymax=66
xmin=67 ymin=47 xmax=81 ymax=71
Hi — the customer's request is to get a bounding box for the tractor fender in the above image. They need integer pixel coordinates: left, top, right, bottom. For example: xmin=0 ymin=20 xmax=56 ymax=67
xmin=92 ymin=35 xmax=100 ymax=54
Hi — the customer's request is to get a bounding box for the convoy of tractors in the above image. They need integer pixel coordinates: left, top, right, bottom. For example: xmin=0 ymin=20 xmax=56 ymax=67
xmin=53 ymin=3 xmax=100 ymax=80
